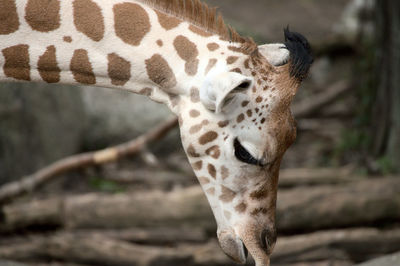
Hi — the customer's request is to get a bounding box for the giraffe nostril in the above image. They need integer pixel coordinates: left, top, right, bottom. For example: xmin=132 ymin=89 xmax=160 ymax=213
xmin=261 ymin=228 xmax=277 ymax=254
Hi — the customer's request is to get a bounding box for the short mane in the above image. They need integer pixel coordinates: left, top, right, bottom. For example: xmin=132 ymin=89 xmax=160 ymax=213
xmin=140 ymin=0 xmax=255 ymax=47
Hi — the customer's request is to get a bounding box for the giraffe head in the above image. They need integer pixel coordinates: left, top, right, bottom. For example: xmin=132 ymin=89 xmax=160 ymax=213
xmin=174 ymin=29 xmax=312 ymax=265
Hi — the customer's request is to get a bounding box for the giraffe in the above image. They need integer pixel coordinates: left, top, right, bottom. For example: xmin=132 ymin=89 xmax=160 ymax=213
xmin=0 ymin=0 xmax=312 ymax=265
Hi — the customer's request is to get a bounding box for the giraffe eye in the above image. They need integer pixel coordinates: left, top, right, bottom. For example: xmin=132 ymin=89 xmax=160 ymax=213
xmin=234 ymin=138 xmax=264 ymax=166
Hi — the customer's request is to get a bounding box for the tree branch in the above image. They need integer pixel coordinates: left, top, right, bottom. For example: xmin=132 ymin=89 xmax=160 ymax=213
xmin=0 ymin=117 xmax=178 ymax=204
xmin=292 ymin=80 xmax=351 ymax=118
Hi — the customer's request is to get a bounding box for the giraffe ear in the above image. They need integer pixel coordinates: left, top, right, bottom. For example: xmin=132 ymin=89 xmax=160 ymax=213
xmin=258 ymin=43 xmax=290 ymax=66
xmin=200 ymin=72 xmax=253 ymax=113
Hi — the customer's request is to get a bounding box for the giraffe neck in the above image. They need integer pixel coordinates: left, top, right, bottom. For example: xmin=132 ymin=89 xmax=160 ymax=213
xmin=0 ymin=0 xmax=246 ymax=112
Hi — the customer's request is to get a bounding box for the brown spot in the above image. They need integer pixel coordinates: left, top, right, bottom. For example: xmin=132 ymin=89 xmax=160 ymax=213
xmin=198 ymin=176 xmax=210 ymax=185
xmin=256 ymin=96 xmax=263 ymax=103
xmin=255 ymin=108 xmax=260 ymax=113
xmin=2 ymin=44 xmax=30 ymax=81
xmin=173 ymin=35 xmax=199 ymax=76
xmin=228 ymin=45 xmax=248 ymax=55
xmin=73 ymin=0 xmax=104 ymax=41
xmin=226 ymin=56 xmax=239 ymax=64
xmin=199 ymin=131 xmax=218 ymax=145
xmin=250 ymin=185 xmax=269 ymax=200
xmin=168 ymin=94 xmax=180 ymax=107
xmin=241 ymin=101 xmax=249 ymax=107
xmin=25 ymin=0 xmax=60 ymax=32
xmin=190 ymin=87 xmax=200 ymax=103
xmin=156 ymin=39 xmax=163 ymax=47
xmin=185 ymin=60 xmax=199 ymax=76
xmin=231 ymin=68 xmax=242 ymax=74
xmin=235 ymin=202 xmax=247 ymax=213
xmin=189 ymin=109 xmax=200 ymax=117
xmin=224 ymin=210 xmax=232 ymax=220
xmin=218 ymin=120 xmax=229 ymax=128
xmin=246 ymin=110 xmax=252 ymax=117
xmin=63 ymin=36 xmax=72 ymax=43
xmin=208 ymin=164 xmax=216 ymax=179
xmin=205 ymin=145 xmax=220 ymax=159
xmin=187 ymin=144 xmax=200 ymax=157
xmin=260 ymin=118 xmax=266 ymax=124
xmin=244 ymin=59 xmax=250 ymax=69
xmin=205 ymin=58 xmax=217 ymax=75
xmin=70 ymin=49 xmax=96 ymax=85
xmin=139 ymin=87 xmax=153 ymax=96
xmin=114 ymin=2 xmax=150 ymax=46
xmin=201 ymin=120 xmax=209 ymax=126
xmin=192 ymin=161 xmax=203 ymax=171
xmin=207 ymin=43 xmax=219 ymax=51
xmin=189 ymin=25 xmax=212 ymax=37
xmin=219 ymin=185 xmax=236 ymax=202
xmin=251 ymin=207 xmax=268 ymax=216
xmin=38 ymin=45 xmax=60 ymax=83
xmin=206 ymin=187 xmax=215 ymax=195
xmin=107 ymin=53 xmax=131 ymax=86
xmin=221 ymin=166 xmax=229 ymax=180
xmin=189 ymin=123 xmax=203 ymax=134
xmin=237 ymin=114 xmax=245 ymax=123
xmin=145 ymin=54 xmax=177 ymax=90
xmin=0 ymin=0 xmax=19 ymax=34
xmin=155 ymin=10 xmax=181 ymax=30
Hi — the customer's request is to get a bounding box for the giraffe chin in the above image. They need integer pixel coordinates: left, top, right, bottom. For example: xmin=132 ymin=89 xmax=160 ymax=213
xmin=218 ymin=229 xmax=272 ymax=266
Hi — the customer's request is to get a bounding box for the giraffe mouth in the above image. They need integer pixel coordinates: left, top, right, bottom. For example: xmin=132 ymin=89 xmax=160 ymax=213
xmin=218 ymin=230 xmax=248 ymax=263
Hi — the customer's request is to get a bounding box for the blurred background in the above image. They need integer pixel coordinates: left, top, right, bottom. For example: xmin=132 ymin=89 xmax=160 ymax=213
xmin=0 ymin=0 xmax=399 ymax=265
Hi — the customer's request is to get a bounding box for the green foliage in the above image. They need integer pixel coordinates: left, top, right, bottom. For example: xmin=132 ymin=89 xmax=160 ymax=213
xmin=89 ymin=177 xmax=125 ymax=193
xmin=376 ymin=156 xmax=395 ymax=175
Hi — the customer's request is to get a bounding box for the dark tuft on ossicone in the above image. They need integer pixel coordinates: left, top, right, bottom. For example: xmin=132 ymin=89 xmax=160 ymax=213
xmin=284 ymin=27 xmax=313 ymax=81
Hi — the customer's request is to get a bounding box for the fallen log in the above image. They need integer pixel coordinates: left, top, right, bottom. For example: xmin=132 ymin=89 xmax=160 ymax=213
xmin=1 ymin=178 xmax=400 ymax=233
xmin=272 ymin=228 xmax=400 ymax=264
xmin=0 ymin=228 xmax=399 ymax=266
xmin=276 ymin=177 xmax=400 ymax=232
xmin=0 ymin=232 xmax=194 ymax=266
xmin=0 ymin=187 xmax=214 ymax=233
xmin=76 ymin=227 xmax=208 ymax=244
xmin=278 ymin=166 xmax=356 ymax=188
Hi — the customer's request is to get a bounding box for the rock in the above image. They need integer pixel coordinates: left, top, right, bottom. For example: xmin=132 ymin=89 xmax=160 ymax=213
xmin=0 ymin=83 xmax=85 ymax=184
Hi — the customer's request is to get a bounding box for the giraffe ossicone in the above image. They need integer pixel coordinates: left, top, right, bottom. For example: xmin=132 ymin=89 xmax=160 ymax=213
xmin=0 ymin=0 xmax=312 ymax=265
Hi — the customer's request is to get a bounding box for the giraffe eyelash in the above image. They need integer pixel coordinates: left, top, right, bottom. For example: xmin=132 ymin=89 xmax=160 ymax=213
xmin=233 ymin=138 xmax=265 ymax=166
